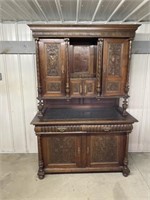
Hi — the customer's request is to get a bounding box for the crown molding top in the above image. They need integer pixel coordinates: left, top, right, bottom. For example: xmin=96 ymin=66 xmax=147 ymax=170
xmin=28 ymin=24 xmax=140 ymax=38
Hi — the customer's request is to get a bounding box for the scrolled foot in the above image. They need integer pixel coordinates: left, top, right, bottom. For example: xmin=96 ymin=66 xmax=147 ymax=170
xmin=122 ymin=166 xmax=130 ymax=177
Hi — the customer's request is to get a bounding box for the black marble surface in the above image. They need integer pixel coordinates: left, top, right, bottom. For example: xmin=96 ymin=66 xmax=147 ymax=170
xmin=43 ymin=107 xmax=124 ymax=120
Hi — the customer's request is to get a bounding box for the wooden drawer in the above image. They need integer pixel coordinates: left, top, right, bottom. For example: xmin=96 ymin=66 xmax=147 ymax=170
xmin=35 ymin=124 xmax=133 ymax=134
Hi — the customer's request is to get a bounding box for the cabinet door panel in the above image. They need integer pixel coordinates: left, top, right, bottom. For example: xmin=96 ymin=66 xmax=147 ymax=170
xmin=42 ymin=135 xmax=81 ymax=168
xmin=102 ymin=39 xmax=129 ymax=96
xmin=84 ymin=79 xmax=96 ymax=97
xmin=70 ymin=79 xmax=82 ymax=97
xmin=39 ymin=39 xmax=66 ymax=97
xmin=87 ymin=134 xmax=125 ymax=167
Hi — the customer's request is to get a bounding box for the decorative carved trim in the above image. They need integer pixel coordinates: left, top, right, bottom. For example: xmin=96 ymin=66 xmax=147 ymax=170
xmin=106 ymin=82 xmax=120 ymax=92
xmin=35 ymin=124 xmax=133 ymax=133
xmin=97 ymin=38 xmax=103 ymax=97
xmin=91 ymin=136 xmax=118 ymax=162
xmin=122 ymin=133 xmax=130 ymax=177
xmin=48 ymin=136 xmax=76 ymax=164
xmin=122 ymin=39 xmax=133 ymax=116
xmin=31 ymin=31 xmax=137 ymax=39
xmin=108 ymin=43 xmax=121 ymax=76
xmin=37 ymin=135 xmax=45 ymax=179
xmin=37 ymin=98 xmax=44 ymax=118
xmin=35 ymin=39 xmax=44 ymax=118
xmin=35 ymin=38 xmax=42 ymax=97
xmin=47 ymin=82 xmax=61 ymax=92
xmin=65 ymin=38 xmax=70 ymax=98
xmin=46 ymin=44 xmax=60 ymax=76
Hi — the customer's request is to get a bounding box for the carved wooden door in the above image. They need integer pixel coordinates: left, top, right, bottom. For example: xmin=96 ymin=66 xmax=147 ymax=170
xmin=70 ymin=79 xmax=83 ymax=97
xmin=69 ymin=44 xmax=97 ymax=97
xmin=70 ymin=79 xmax=96 ymax=97
xmin=86 ymin=134 xmax=125 ymax=167
xmin=102 ymin=39 xmax=129 ymax=97
xmin=42 ymin=135 xmax=82 ymax=168
xmin=84 ymin=79 xmax=96 ymax=97
xmin=39 ymin=39 xmax=66 ymax=98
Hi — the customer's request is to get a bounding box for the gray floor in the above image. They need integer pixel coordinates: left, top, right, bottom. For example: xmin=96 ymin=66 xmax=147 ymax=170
xmin=0 ymin=153 xmax=150 ymax=200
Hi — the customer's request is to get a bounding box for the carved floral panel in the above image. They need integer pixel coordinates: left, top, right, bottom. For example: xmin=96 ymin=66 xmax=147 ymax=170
xmin=108 ymin=43 xmax=122 ymax=76
xmin=106 ymin=82 xmax=120 ymax=92
xmin=49 ymin=136 xmax=76 ymax=164
xmin=91 ymin=135 xmax=118 ymax=162
xmin=87 ymin=83 xmax=93 ymax=93
xmin=46 ymin=44 xmax=60 ymax=76
xmin=47 ymin=82 xmax=61 ymax=92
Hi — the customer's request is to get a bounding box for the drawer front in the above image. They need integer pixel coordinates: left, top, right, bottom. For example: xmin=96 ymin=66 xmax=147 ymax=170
xmin=35 ymin=124 xmax=133 ymax=134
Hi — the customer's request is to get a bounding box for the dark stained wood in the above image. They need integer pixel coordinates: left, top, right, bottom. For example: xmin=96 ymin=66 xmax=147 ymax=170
xmin=102 ymin=39 xmax=129 ymax=97
xmin=29 ymin=24 xmax=140 ymax=179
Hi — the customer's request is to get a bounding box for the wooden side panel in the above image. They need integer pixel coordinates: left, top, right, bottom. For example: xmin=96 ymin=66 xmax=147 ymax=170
xmin=102 ymin=39 xmax=129 ymax=97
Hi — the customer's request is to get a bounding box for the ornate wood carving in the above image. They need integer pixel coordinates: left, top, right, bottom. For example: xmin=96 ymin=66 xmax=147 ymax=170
xmin=35 ymin=124 xmax=133 ymax=133
xmin=106 ymin=82 xmax=120 ymax=91
xmin=97 ymin=38 xmax=103 ymax=97
xmin=35 ymin=38 xmax=44 ymax=117
xmin=46 ymin=44 xmax=60 ymax=76
xmin=37 ymin=135 xmax=45 ymax=179
xmin=108 ymin=43 xmax=121 ymax=76
xmin=29 ymin=24 xmax=139 ymax=38
xmin=48 ymin=82 xmax=61 ymax=92
xmin=65 ymin=38 xmax=70 ymax=98
xmin=30 ymin=25 xmax=139 ymax=179
xmin=122 ymin=133 xmax=130 ymax=177
xmin=91 ymin=136 xmax=117 ymax=162
xmin=87 ymin=83 xmax=93 ymax=93
xmin=73 ymin=84 xmax=80 ymax=93
xmin=49 ymin=136 xmax=76 ymax=163
xmin=122 ymin=39 xmax=133 ymax=116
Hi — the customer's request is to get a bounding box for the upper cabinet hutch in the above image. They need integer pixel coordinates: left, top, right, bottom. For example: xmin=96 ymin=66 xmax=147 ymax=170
xmin=29 ymin=24 xmax=140 ymax=179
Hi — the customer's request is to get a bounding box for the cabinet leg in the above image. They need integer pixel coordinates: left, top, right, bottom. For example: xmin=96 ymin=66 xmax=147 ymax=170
xmin=122 ymin=165 xmax=130 ymax=177
xmin=38 ymin=161 xmax=45 ymax=179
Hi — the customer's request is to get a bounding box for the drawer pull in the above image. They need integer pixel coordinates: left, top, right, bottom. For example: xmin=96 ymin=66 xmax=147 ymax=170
xmin=57 ymin=127 xmax=67 ymax=132
xmin=103 ymin=127 xmax=111 ymax=132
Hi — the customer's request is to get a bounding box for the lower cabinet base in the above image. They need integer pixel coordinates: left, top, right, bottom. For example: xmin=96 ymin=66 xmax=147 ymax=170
xmin=34 ymin=122 xmax=134 ymax=179
xmin=38 ymin=166 xmax=130 ymax=179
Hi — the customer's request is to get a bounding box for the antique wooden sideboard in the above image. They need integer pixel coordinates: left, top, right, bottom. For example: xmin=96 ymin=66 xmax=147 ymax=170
xmin=29 ymin=24 xmax=140 ymax=179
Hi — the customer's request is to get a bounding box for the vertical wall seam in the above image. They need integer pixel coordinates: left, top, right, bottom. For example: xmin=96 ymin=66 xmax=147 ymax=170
xmin=3 ymin=54 xmax=15 ymax=152
xmin=18 ymin=54 xmax=29 ymax=153
xmin=1 ymin=23 xmax=15 ymax=152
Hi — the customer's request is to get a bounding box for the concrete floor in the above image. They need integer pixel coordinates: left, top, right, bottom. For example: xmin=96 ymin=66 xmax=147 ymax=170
xmin=0 ymin=153 xmax=150 ymax=200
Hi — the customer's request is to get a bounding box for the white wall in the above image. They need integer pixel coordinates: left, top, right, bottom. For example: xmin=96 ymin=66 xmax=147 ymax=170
xmin=0 ymin=24 xmax=37 ymax=153
xmin=0 ymin=23 xmax=150 ymax=153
